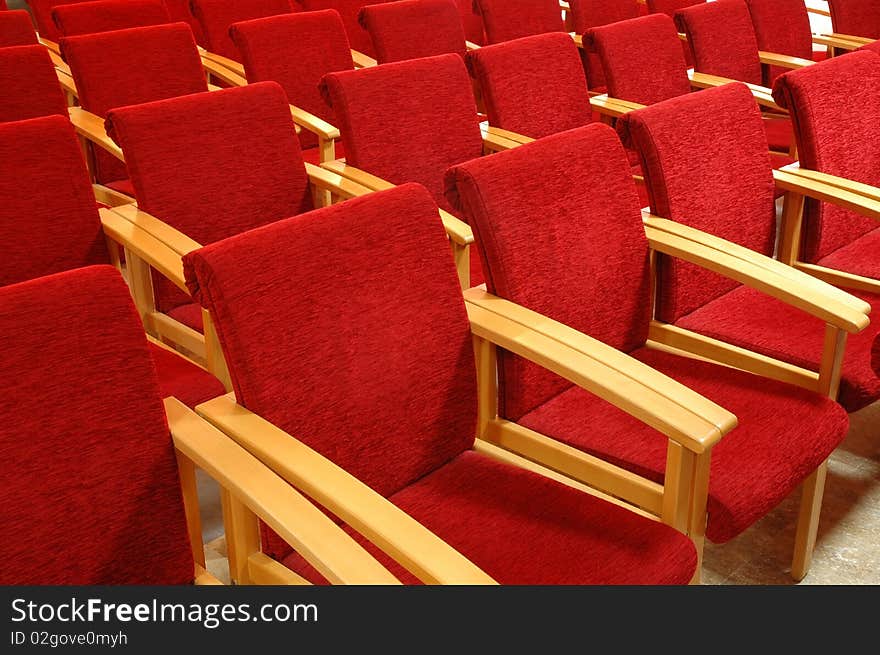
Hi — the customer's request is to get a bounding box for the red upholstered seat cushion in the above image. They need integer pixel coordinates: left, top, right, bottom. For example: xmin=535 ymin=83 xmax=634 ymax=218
xmin=762 ymin=114 xmax=794 ymax=154
xmin=104 ymin=177 xmax=136 ymax=198
xmin=519 ymin=347 xmax=848 ymax=543
xmin=0 ymin=10 xmax=39 ymax=46
xmin=300 ymin=137 xmax=345 ymax=165
xmin=26 ymin=0 xmax=87 ymax=41
xmin=148 ymin=341 xmax=226 ymax=407
xmin=163 ymin=0 xmax=206 ymax=43
xmin=0 ymin=265 xmax=195 ymax=584
xmin=106 ymin=81 xmax=313 ymax=321
xmin=617 ymin=83 xmax=777 ymax=324
xmin=191 ymin=0 xmax=292 ymax=61
xmin=184 ymin=184 xmax=478 ymax=560
xmin=466 ymin=32 xmax=592 ymax=140
xmin=474 ymin=0 xmax=565 ymax=44
xmin=359 ymin=0 xmax=467 ymax=63
xmin=744 ymin=0 xmax=813 ymax=86
xmin=828 ymin=0 xmax=880 ymax=40
xmin=60 ymin=23 xmax=207 ymax=189
xmin=586 ymin=14 xmax=692 ymax=106
xmin=568 ymin=0 xmax=640 ymax=90
xmin=0 ymin=45 xmax=69 ymax=122
xmin=771 ymin=51 xmax=880 ymax=263
xmin=51 ymin=0 xmax=170 ymax=36
xmin=282 ymin=450 xmax=697 ymax=584
xmin=299 ymin=0 xmax=390 ymax=56
xmin=675 ymin=0 xmax=763 ymax=85
xmin=230 ymin=10 xmax=352 ymax=152
xmin=817 ymin=228 xmax=880 ymax=283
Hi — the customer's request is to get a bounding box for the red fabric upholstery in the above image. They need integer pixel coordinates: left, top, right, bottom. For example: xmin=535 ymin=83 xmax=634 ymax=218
xmin=772 ymin=51 xmax=880 ymax=263
xmin=744 ymin=0 xmax=813 ymax=86
xmin=447 ymin=124 xmax=650 ymax=420
xmin=0 ymin=45 xmax=68 ymax=123
xmin=466 ymin=32 xmax=590 ymax=139
xmin=568 ymin=0 xmax=640 ymax=89
xmin=645 ymin=0 xmax=700 ymax=65
xmin=183 ymin=182 xmax=696 ymax=583
xmin=148 ymin=340 xmax=225 ymax=405
xmin=300 ymin=136 xmax=345 ymax=165
xmin=0 ymin=0 xmax=7 ymax=9
xmin=162 ymin=0 xmax=205 ymax=43
xmin=586 ymin=13 xmax=691 ymax=105
xmin=0 ymin=10 xmax=39 ymax=45
xmin=358 ymin=0 xmax=467 ymax=64
xmin=828 ymin=0 xmax=880 ymax=40
xmin=618 ymin=83 xmax=776 ymax=323
xmin=52 ymin=0 xmax=170 ymax=36
xmin=26 ymin=0 xmax=87 ymax=40
xmin=300 ymin=0 xmax=391 ymax=56
xmin=859 ymin=40 xmax=880 ymax=55
xmin=674 ymin=0 xmax=762 ymax=85
xmin=284 ymin=450 xmax=696 ymax=584
xmin=61 ymin=23 xmax=207 ymax=189
xmin=445 ymin=120 xmax=848 ymax=544
xmin=106 ymin=82 xmax=313 ymax=320
xmin=456 ymin=0 xmax=483 ymax=44
xmin=230 ymin=10 xmax=352 ymax=151
xmin=190 ymin=0 xmax=292 ymax=61
xmin=473 ymin=0 xmax=564 ymax=44
xmin=0 ymin=265 xmax=195 ymax=585
xmin=0 ymin=115 xmax=107 ymax=287
xmin=873 ymin=335 xmax=880 ymax=378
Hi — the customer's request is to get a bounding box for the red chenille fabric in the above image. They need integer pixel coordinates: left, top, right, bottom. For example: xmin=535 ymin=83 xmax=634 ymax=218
xmin=283 ymin=450 xmax=697 ymax=584
xmin=873 ymin=336 xmax=880 ymax=378
xmin=744 ymin=0 xmax=813 ymax=86
xmin=190 ymin=0 xmax=292 ymax=61
xmin=61 ymin=23 xmax=207 ymax=189
xmin=618 ymin=83 xmax=777 ymax=323
xmin=645 ymin=0 xmax=700 ymax=65
xmin=0 ymin=265 xmax=196 ymax=585
xmin=1 ymin=0 xmax=6 ymax=9
xmin=586 ymin=13 xmax=691 ymax=105
xmin=230 ymin=10 xmax=352 ymax=151
xmin=771 ymin=51 xmax=880 ymax=263
xmin=473 ymin=0 xmax=564 ymax=44
xmin=51 ymin=0 xmax=170 ymax=36
xmin=105 ymin=82 xmax=313 ymax=323
xmin=0 ymin=45 xmax=68 ymax=122
xmin=456 ymin=0 xmax=483 ymax=44
xmin=675 ymin=0 xmax=763 ymax=85
xmin=466 ymin=32 xmax=591 ymax=139
xmin=0 ymin=10 xmax=39 ymax=46
xmin=359 ymin=0 xmax=467 ymax=63
xmin=300 ymin=0 xmax=392 ymax=56
xmin=444 ymin=121 xmax=848 ymax=543
xmin=446 ymin=124 xmax=651 ymax=420
xmin=828 ymin=0 xmax=880 ymax=40
xmin=859 ymin=40 xmax=880 ymax=55
xmin=26 ymin=0 xmax=87 ymax=40
xmin=163 ymin=0 xmax=206 ymax=43
xmin=568 ymin=0 xmax=640 ymax=89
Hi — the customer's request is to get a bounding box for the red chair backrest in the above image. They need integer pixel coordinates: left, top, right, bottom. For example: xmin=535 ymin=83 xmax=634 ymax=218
xmin=358 ymin=0 xmax=467 ymax=63
xmin=745 ymin=0 xmax=813 ymax=85
xmin=0 ymin=9 xmax=38 ymax=46
xmin=473 ymin=0 xmax=564 ymax=44
xmin=190 ymin=0 xmax=292 ymax=60
xmin=26 ymin=0 xmax=89 ymax=40
xmin=299 ymin=0 xmax=393 ymax=56
xmin=162 ymin=0 xmax=205 ymax=43
xmin=51 ymin=0 xmax=170 ymax=36
xmin=828 ymin=0 xmax=880 ymax=40
xmin=0 ymin=45 xmax=68 ymax=123
xmin=567 ymin=0 xmax=641 ymax=89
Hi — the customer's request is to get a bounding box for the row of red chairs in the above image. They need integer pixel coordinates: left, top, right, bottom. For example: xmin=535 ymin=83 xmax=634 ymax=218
xmin=1 ymin=0 xmax=879 ymax=585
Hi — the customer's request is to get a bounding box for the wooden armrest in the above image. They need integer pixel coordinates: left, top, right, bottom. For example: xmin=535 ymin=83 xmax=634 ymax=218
xmin=56 ymin=68 xmax=77 ymax=98
xmin=350 ymin=49 xmax=377 ymax=68
xmin=320 ymin=160 xmax=474 ymax=246
xmin=108 ymin=203 xmax=202 ymax=256
xmin=826 ymin=32 xmax=873 ymax=45
xmin=100 ymin=208 xmax=189 ymax=292
xmin=68 ymin=107 xmax=124 ymax=161
xmin=480 ymin=123 xmax=524 ymax=151
xmin=806 ymin=6 xmax=830 ymax=18
xmin=304 ymin=162 xmax=375 ymax=200
xmin=290 ymin=105 xmax=340 ymax=141
xmin=200 ymin=55 xmax=247 ymax=87
xmin=464 ymin=289 xmax=735 ymax=453
xmin=199 ymin=48 xmax=245 ymax=75
xmin=643 ymin=213 xmax=870 ymax=332
xmin=166 ymin=398 xmax=399 ymax=584
xmin=758 ymin=51 xmax=815 ymax=70
xmin=38 ymin=36 xmax=60 ymax=54
xmin=688 ymin=71 xmax=784 ymax=111
xmin=196 ymin=394 xmax=496 ymax=585
xmin=46 ymin=48 xmax=71 ymax=75
xmin=465 ymin=41 xmax=481 ymax=51
xmin=811 ymin=33 xmax=864 ymax=51
xmin=589 ymin=93 xmax=645 ymax=118
xmin=570 ymin=33 xmax=583 ymax=49
xmin=776 ymin=164 xmax=880 ymax=206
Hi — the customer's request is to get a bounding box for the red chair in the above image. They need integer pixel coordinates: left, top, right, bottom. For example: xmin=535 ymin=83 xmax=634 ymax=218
xmin=102 ymin=82 xmax=370 ymax=372
xmin=184 ymin=182 xmax=702 ymax=585
xmin=358 ymin=0 xmax=471 ymax=63
xmin=51 ymin=0 xmax=170 ymax=36
xmin=229 ymin=10 xmax=352 ymax=163
xmin=455 ymin=0 xmax=483 ymax=45
xmin=473 ymin=0 xmax=565 ymax=44
xmin=0 ymin=0 xmax=6 ymax=9
xmin=0 ymin=44 xmax=68 ymax=122
xmin=0 ymin=114 xmax=227 ymax=407
xmin=319 ymin=53 xmax=521 ymax=288
xmin=873 ymin=336 xmax=880 ymax=378
xmin=61 ymin=22 xmax=208 ymax=200
xmin=0 ymin=264 xmax=393 ymax=585
xmin=26 ymin=0 xmax=88 ymax=42
xmin=299 ymin=0 xmax=393 ymax=57
xmin=828 ymin=0 xmax=880 ymax=41
xmin=0 ymin=9 xmax=38 ymax=45
xmin=446 ymin=116 xmax=861 ymax=581
xmin=163 ymin=0 xmax=206 ymax=44
xmin=567 ymin=0 xmax=640 ymax=92
xmin=191 ymin=0 xmax=291 ymax=62
xmin=645 ymin=0 xmax=701 ymax=66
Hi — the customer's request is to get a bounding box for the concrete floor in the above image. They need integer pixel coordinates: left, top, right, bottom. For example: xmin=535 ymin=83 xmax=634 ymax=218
xmin=197 ymin=396 xmax=880 ymax=586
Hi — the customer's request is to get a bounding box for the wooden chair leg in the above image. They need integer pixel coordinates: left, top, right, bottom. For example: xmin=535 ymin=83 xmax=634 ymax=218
xmin=220 ymin=488 xmax=260 ymax=586
xmin=791 ymin=460 xmax=828 ymax=581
